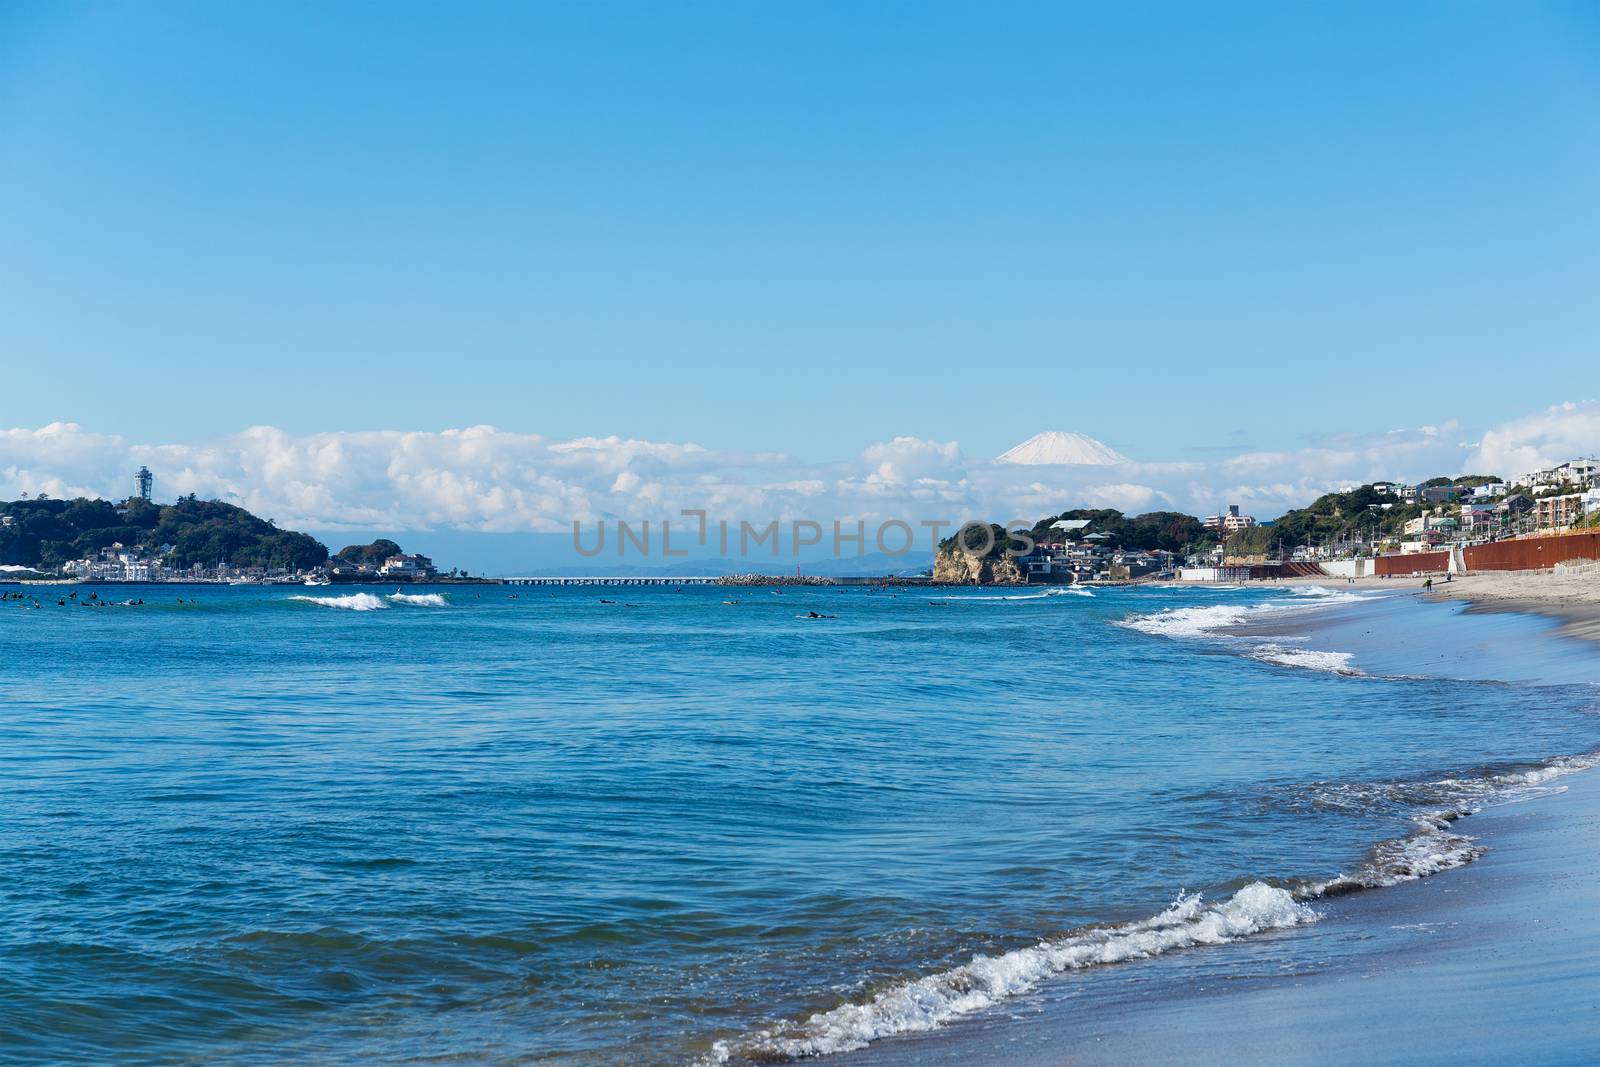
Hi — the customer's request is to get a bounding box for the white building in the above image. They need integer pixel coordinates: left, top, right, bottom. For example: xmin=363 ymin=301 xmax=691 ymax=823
xmin=1402 ymin=513 xmax=1457 ymax=536
xmin=379 ymin=553 xmax=436 ymax=577
xmin=1519 ymin=458 xmax=1600 ymax=490
xmin=1202 ymin=504 xmax=1257 ymax=533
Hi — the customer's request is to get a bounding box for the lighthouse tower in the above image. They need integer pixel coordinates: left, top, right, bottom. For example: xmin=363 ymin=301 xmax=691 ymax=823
xmin=135 ymin=466 xmax=154 ymax=501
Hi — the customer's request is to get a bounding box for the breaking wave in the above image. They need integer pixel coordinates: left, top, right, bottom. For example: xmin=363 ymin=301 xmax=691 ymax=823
xmin=388 ymin=592 xmax=448 ymax=606
xmin=1285 ymin=585 xmax=1366 ymax=603
xmin=709 ymin=748 xmax=1600 ymax=1064
xmin=934 ymin=588 xmax=1093 ymax=601
xmin=1301 ymin=750 xmax=1600 ymax=895
xmin=289 ymin=593 xmax=387 ymax=611
xmin=1250 ymin=644 xmax=1361 ymax=675
xmin=1119 ymin=603 xmax=1250 ymax=637
xmin=709 ymin=882 xmax=1315 ymax=1062
xmin=1117 ymin=588 xmax=1378 ymax=674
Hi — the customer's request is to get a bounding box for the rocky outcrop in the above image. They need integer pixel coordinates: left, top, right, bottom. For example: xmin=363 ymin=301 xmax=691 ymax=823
xmin=933 ymin=545 xmax=1026 ymax=584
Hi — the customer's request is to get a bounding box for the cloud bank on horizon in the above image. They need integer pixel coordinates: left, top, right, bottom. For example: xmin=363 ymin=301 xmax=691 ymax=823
xmin=3 ymin=403 xmax=1597 ymax=534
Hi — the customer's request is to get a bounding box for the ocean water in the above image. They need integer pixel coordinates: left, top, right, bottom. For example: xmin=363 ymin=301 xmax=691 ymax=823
xmin=2 ymin=582 xmax=1598 ymax=1064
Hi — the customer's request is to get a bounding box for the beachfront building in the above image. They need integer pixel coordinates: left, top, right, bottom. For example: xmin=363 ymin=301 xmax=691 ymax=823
xmin=63 ymin=543 xmax=164 ymax=582
xmin=1108 ymin=549 xmax=1167 ymax=579
xmin=1020 ymin=541 xmax=1072 ymax=583
xmin=379 ymin=553 xmax=437 ymax=578
xmin=1202 ymin=504 xmax=1256 ymax=533
xmin=1535 ymin=493 xmax=1586 ymax=530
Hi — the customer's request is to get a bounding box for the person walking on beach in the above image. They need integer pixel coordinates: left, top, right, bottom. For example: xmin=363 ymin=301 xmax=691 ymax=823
xmin=1423 ymin=577 xmax=1434 ymax=591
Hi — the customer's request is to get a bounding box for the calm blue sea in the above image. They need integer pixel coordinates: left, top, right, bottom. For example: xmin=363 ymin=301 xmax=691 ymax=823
xmin=2 ymin=582 xmax=1597 ymax=1064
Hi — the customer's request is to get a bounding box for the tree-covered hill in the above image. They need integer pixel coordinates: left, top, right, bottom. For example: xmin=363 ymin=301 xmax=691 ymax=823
xmin=335 ymin=539 xmax=403 ymax=566
xmin=1223 ymin=476 xmax=1505 ymax=556
xmin=0 ymin=495 xmax=328 ymax=572
xmin=1223 ymin=484 xmax=1422 ymax=555
xmin=1029 ymin=509 xmax=1213 ymax=554
xmin=938 ymin=509 xmax=1219 ymax=559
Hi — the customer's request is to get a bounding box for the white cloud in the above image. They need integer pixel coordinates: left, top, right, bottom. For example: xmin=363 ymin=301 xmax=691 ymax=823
xmin=1467 ymin=401 xmax=1600 ymax=481
xmin=3 ymin=405 xmax=1597 ymax=533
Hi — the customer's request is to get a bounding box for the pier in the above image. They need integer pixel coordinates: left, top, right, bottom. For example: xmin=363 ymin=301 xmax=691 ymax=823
xmin=503 ymin=576 xmax=725 ymax=586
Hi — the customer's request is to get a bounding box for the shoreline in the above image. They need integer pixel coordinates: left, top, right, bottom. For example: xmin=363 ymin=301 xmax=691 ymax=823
xmin=842 ymin=763 xmax=1600 ymax=1067
xmin=1431 ymin=571 xmax=1600 ymax=644
xmin=1171 ymin=570 xmax=1600 ymax=645
xmin=831 ymin=582 xmax=1600 ymax=1066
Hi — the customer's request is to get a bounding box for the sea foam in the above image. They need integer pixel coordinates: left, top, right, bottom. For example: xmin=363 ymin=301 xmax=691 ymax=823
xmin=710 ymin=882 xmax=1315 ymax=1062
xmin=711 ymin=747 xmax=1600 ymax=1063
xmin=1250 ymin=644 xmax=1361 ymax=675
xmin=289 ymin=593 xmax=387 ymax=611
xmin=1119 ymin=603 xmax=1252 ymax=637
xmin=1285 ymin=585 xmax=1366 ymax=603
xmin=388 ymin=592 xmax=448 ymax=606
xmin=1305 ymin=750 xmax=1600 ymax=894
xmin=1119 ymin=590 xmax=1369 ymax=673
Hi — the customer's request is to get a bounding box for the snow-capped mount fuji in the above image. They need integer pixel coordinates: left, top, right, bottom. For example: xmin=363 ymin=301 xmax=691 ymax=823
xmin=995 ymin=431 xmax=1127 ymax=466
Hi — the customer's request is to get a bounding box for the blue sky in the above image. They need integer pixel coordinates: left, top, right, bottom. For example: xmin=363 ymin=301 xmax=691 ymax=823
xmin=4 ymin=2 xmax=1598 ymax=467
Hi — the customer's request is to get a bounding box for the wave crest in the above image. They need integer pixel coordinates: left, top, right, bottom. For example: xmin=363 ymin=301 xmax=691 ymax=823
xmin=289 ymin=593 xmax=386 ymax=611
xmin=388 ymin=592 xmax=447 ymax=606
xmin=1250 ymin=644 xmax=1360 ymax=675
xmin=934 ymin=588 xmax=1094 ymax=602
xmin=710 ymin=882 xmax=1314 ymax=1062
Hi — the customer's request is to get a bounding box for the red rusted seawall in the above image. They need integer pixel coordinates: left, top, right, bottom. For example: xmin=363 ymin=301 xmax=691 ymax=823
xmin=1372 ymin=532 xmax=1600 ymax=575
xmin=1463 ymin=532 xmax=1600 ymax=571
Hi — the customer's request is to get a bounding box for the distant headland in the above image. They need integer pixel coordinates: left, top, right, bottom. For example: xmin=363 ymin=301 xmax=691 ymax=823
xmin=0 ymin=472 xmax=482 ymax=585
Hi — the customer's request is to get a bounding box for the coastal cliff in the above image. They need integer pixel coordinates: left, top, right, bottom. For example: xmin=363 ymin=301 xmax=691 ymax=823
xmin=933 ymin=539 xmax=1026 ymax=584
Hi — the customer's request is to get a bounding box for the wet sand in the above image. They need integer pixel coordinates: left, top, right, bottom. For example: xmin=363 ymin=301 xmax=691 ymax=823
xmin=1432 ymin=571 xmax=1600 ymax=644
xmin=843 ymin=769 xmax=1600 ymax=1066
xmin=839 ymin=587 xmax=1600 ymax=1066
